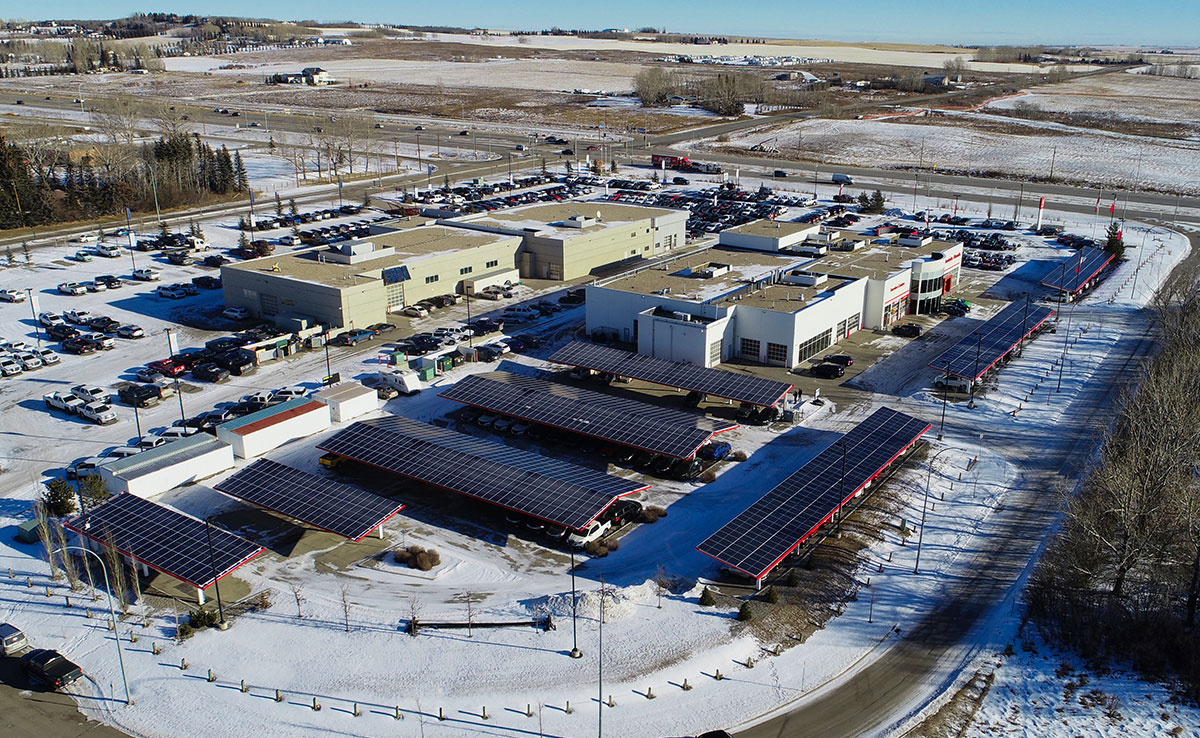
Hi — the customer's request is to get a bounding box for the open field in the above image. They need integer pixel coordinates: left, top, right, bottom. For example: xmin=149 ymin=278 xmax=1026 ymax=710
xmin=986 ymin=70 xmax=1200 ymax=124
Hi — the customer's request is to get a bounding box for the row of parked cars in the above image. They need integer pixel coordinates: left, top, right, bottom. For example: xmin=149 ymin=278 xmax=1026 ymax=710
xmin=0 ymin=339 xmax=60 ymax=377
xmin=407 ymin=174 xmax=559 ymax=207
xmin=1 ymin=622 xmax=83 ymax=693
xmin=241 ymin=204 xmax=365 ymax=232
xmin=38 ymin=310 xmax=144 ymax=355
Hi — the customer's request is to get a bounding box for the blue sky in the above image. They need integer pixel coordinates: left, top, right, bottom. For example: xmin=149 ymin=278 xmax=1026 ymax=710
xmin=11 ymin=1 xmax=1198 ymax=46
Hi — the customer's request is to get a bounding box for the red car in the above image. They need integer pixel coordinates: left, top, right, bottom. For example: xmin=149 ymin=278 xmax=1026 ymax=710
xmin=149 ymin=358 xmax=185 ymax=377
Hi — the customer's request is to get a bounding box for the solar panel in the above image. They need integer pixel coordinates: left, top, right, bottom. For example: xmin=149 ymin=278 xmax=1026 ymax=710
xmin=318 ymin=415 xmax=648 ymax=530
xmin=64 ymin=493 xmax=263 ymax=589
xmin=697 ymin=407 xmax=930 ymax=582
xmin=1040 ymin=246 xmax=1114 ymax=294
xmin=438 ymin=371 xmax=737 ymax=459
xmin=549 ymin=342 xmax=794 ymax=408
xmin=215 ymin=459 xmax=404 ymax=541
xmin=928 ymin=300 xmax=1055 ymax=381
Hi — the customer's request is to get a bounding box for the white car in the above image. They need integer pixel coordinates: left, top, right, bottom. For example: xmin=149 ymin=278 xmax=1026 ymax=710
xmin=568 ymin=519 xmax=613 ymax=548
xmin=117 ymin=324 xmax=145 ymax=339
xmin=79 ymin=402 xmax=118 ymax=425
xmin=0 ymin=357 xmax=22 ymax=376
xmin=35 ymin=347 xmax=60 ymax=365
xmin=0 ymin=289 xmax=25 ymax=303
xmin=402 ymin=305 xmax=429 ymax=318
xmin=271 ymin=386 xmax=307 ymax=401
xmin=132 ymin=268 xmax=161 ymax=281
xmin=64 ymin=310 xmax=94 ymax=324
xmin=43 ymin=392 xmax=85 ymax=414
xmin=151 ymin=377 xmax=177 ymax=397
xmin=96 ymin=244 xmax=121 ymax=257
xmin=75 ymin=233 xmax=99 ymax=243
xmin=222 ymin=306 xmax=250 ymax=320
xmin=58 ymin=282 xmax=87 ymax=296
xmin=103 ymin=446 xmax=142 ymax=459
xmin=0 ymin=340 xmax=32 ymax=353
xmin=14 ymin=352 xmax=42 ymax=370
xmin=134 ymin=367 xmax=162 ymax=383
xmin=71 ymin=383 xmax=107 ymax=403
xmin=135 ymin=435 xmax=166 ymax=451
xmin=81 ymin=332 xmax=115 ymax=349
xmin=85 ymin=281 xmax=108 ymax=293
xmin=39 ymin=312 xmax=66 ymax=328
xmin=72 ymin=250 xmax=93 ymax=262
xmin=158 ymin=426 xmax=197 ymax=441
xmin=156 ymin=285 xmax=186 ymax=299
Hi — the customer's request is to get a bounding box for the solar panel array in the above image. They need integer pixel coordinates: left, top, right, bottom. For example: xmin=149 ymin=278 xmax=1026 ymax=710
xmin=215 ymin=459 xmax=404 ymax=541
xmin=438 ymin=371 xmax=737 ymax=459
xmin=1040 ymin=246 xmax=1114 ymax=294
xmin=65 ymin=493 xmax=263 ymax=589
xmin=928 ymin=300 xmax=1055 ymax=381
xmin=549 ymin=342 xmax=794 ymax=408
xmin=697 ymin=407 xmax=931 ymax=581
xmin=318 ymin=415 xmax=647 ymax=530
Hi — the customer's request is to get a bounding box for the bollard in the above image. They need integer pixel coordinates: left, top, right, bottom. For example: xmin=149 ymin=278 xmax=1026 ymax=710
xmin=395 ymin=705 xmax=403 ymax=720
xmin=275 ymin=689 xmax=284 ymax=703
xmin=85 ymin=608 xmax=92 ymax=619
xmin=353 ymin=703 xmax=360 ymax=717
xmin=566 ymin=700 xmax=574 ymax=714
xmin=941 ymin=491 xmax=945 ymax=501
xmin=745 ymin=656 xmax=754 ymax=669
xmin=66 ymin=596 xmax=72 ymax=608
xmin=130 ymin=631 xmax=138 ymax=643
xmin=26 ymin=577 xmax=32 ymax=587
xmin=152 ymin=642 xmax=160 ymax=655
xmin=865 ymin=577 xmax=870 ymax=588
xmin=931 ymin=502 xmax=936 ymax=511
xmin=241 ymin=679 xmax=248 ymax=693
xmin=107 ymin=619 xmax=114 ymax=632
xmin=606 ymin=695 xmax=615 ymax=708
xmin=180 ymin=658 xmax=188 ymax=671
xmin=646 ymin=686 xmax=656 ymax=699
xmin=7 ymin=567 xmax=11 ymax=578
xmin=438 ymin=707 xmax=446 ymax=721
xmin=773 ymin=644 xmax=782 ymax=656
xmin=526 ymin=703 xmax=533 ymax=718
xmin=312 ymin=697 xmax=320 ymax=712
xmin=714 ymin=669 xmax=723 ymax=681
xmin=45 ymin=585 xmax=51 ymax=597
xmin=481 ymin=705 xmax=488 ymax=720
xmin=207 ymin=669 xmax=216 ymax=683
xmin=887 ymin=551 xmax=892 ymax=562
xmin=878 ymin=562 xmax=884 ymax=573
xmin=682 ymin=678 xmax=692 ymax=691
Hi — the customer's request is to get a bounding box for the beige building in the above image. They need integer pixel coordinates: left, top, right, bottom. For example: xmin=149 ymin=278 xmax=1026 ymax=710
xmin=445 ymin=201 xmax=688 ymax=281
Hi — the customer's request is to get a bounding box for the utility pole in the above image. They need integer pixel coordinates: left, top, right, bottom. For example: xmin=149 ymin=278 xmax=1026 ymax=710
xmin=569 ymin=549 xmax=581 ymax=658
xmin=967 ymin=332 xmax=982 ymax=409
xmin=836 ymin=441 xmax=847 ymax=536
xmin=26 ymin=288 xmax=41 ymax=347
xmin=61 ymin=545 xmax=130 ymax=703
xmin=1056 ymin=298 xmax=1076 ymax=393
xmin=915 ymin=447 xmax=952 ymax=573
xmin=1048 ymin=145 xmax=1057 ymax=182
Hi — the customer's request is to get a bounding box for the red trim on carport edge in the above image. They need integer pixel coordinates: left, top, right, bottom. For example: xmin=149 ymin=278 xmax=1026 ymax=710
xmin=63 ymin=522 xmax=265 ymax=590
xmin=314 ymin=442 xmax=650 ymax=532
xmin=436 ymin=398 xmax=736 ymax=460
xmin=1041 ymin=252 xmax=1114 ymax=295
xmin=928 ymin=309 xmax=1056 ymax=382
xmin=546 ymin=358 xmax=793 ymax=409
xmin=699 ymin=424 xmax=931 ymax=581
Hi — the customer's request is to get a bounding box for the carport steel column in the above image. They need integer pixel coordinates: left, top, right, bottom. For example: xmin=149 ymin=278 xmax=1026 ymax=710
xmin=204 ymin=517 xmax=227 ymax=628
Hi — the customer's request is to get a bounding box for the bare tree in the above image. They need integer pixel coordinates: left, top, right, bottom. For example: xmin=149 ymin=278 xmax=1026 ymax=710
xmin=408 ymin=594 xmax=421 ymax=637
xmin=34 ymin=502 xmax=59 ymax=580
xmin=148 ymin=102 xmax=191 ymax=139
xmin=465 ymin=591 xmax=474 ymax=637
xmin=54 ymin=524 xmax=79 ymax=590
xmin=101 ymin=530 xmax=128 ymax=614
xmin=340 ymin=583 xmax=351 ymax=632
xmin=289 ymin=582 xmax=304 ymax=618
xmin=654 ymin=564 xmax=669 ymax=609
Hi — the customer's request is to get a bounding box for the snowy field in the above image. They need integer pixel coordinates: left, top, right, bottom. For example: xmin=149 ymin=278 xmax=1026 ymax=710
xmin=685 ymin=117 xmax=1200 ymax=195
xmin=986 ymin=71 xmax=1200 ymax=125
xmin=0 ymin=175 xmax=1194 ymax=737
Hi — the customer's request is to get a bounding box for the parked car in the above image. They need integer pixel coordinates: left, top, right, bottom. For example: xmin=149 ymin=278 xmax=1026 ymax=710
xmin=46 ymin=324 xmax=81 ymax=341
xmin=0 ymin=356 xmax=23 ymax=376
xmin=95 ymin=275 xmax=124 ymax=289
xmin=34 ymin=347 xmax=60 ymax=365
xmin=367 ymin=322 xmax=397 ymax=336
xmin=88 ymin=316 xmax=121 ymax=333
xmin=401 ymin=305 xmax=429 ymax=318
xmin=134 ymin=367 xmax=162 ymax=383
xmin=148 ymin=358 xmax=185 ymax=376
xmin=891 ymin=323 xmax=923 ymax=338
xmin=222 ymin=306 xmax=250 ymax=321
xmin=61 ymin=337 xmax=97 ymax=355
xmin=57 ymin=282 xmax=86 ymax=296
xmin=697 ymin=440 xmax=732 ymax=461
xmin=156 ymin=285 xmax=186 ymax=299
xmin=825 ymin=354 xmax=854 ymax=367
xmin=271 ymin=385 xmax=307 ymax=401
xmin=43 ymin=392 xmax=85 ymax=414
xmin=568 ymin=519 xmax=612 ymax=548
xmin=20 ymin=649 xmax=83 ymax=691
xmin=192 ymin=275 xmax=222 ymax=289
xmin=84 ymin=281 xmax=107 ymax=293
xmin=117 ymin=384 xmax=160 ymax=408
xmin=333 ymin=329 xmax=374 ymax=346
xmin=64 ymin=310 xmax=93 ymax=324
xmin=0 ymin=623 xmax=29 ymax=656
xmin=79 ymin=401 xmax=118 ymax=425
xmin=116 ymin=324 xmax=145 ymax=339
xmin=192 ymin=363 xmax=230 ymax=383
xmin=132 ymin=268 xmax=161 ymax=281
xmin=71 ymin=384 xmax=107 ymax=403
xmin=81 ymin=332 xmax=115 ymax=350
xmin=811 ymin=363 xmax=845 ymax=379
xmin=38 ymin=312 xmax=66 ymax=328
xmin=0 ymin=289 xmax=25 ymax=302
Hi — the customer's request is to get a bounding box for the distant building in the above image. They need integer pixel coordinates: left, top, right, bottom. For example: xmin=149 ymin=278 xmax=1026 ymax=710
xmin=266 ymin=67 xmax=334 ymax=86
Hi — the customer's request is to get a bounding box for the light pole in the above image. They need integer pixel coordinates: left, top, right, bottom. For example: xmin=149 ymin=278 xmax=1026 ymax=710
xmin=25 ymin=288 xmax=41 ymax=347
xmin=967 ymin=332 xmax=982 ymax=409
xmin=569 ymin=549 xmax=582 ymax=658
xmin=56 ymin=545 xmax=131 ymax=704
xmin=836 ymin=440 xmax=847 ymax=537
xmin=914 ymin=446 xmax=953 ymax=574
xmin=204 ymin=517 xmax=227 ymax=628
xmin=937 ymin=379 xmax=948 ymax=441
xmin=1056 ymin=298 xmax=1077 ymax=393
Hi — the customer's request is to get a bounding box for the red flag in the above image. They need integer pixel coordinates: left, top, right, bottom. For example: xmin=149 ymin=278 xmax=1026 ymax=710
xmin=1109 ymin=202 xmax=1115 ymax=215
xmin=1117 ymin=229 xmax=1122 ymax=240
xmin=1038 ymin=196 xmax=1045 ymax=210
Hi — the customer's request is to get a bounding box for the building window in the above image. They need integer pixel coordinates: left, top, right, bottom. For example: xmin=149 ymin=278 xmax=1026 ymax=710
xmin=424 ymin=275 xmax=439 ymax=284
xmin=486 ymin=259 xmax=498 ymax=268
xmin=796 ymin=329 xmax=832 ymax=362
xmin=766 ymin=342 xmax=788 ymax=365
xmin=459 ymin=266 xmax=473 ymax=275
xmin=740 ymin=337 xmax=761 ymax=359
xmin=708 ymin=340 xmax=722 ymax=366
xmin=847 ymin=313 xmax=860 ymax=331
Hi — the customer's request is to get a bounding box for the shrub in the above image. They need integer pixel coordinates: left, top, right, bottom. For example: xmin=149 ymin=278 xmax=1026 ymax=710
xmin=395 ymin=546 xmax=440 ymax=571
xmin=764 ymin=587 xmax=780 ymax=604
xmin=699 ymin=469 xmax=718 ymax=484
xmin=737 ymin=602 xmax=753 ymax=621
xmin=699 ymin=586 xmax=716 ymax=606
xmin=188 ymin=608 xmax=220 ymax=629
xmin=785 ymin=569 xmax=800 ymax=587
xmin=176 ymin=622 xmax=193 ymax=639
xmin=640 ymin=505 xmax=668 ymax=524
xmin=604 ymin=537 xmax=619 ymax=552
xmin=731 ymin=450 xmax=748 ymax=462
xmin=584 ymin=540 xmax=609 ymax=557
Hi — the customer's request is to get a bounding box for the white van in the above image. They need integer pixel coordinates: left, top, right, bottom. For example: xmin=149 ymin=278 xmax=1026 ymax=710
xmin=933 ymin=375 xmax=972 ymax=393
xmin=96 ymin=244 xmax=121 ymax=257
xmin=568 ymin=519 xmax=613 ymax=548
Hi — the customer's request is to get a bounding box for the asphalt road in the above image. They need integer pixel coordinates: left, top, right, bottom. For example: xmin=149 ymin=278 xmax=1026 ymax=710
xmin=0 ymin=656 xmax=128 ymax=738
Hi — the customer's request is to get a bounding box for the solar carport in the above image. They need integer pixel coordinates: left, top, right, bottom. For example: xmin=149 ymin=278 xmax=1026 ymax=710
xmin=439 ymin=371 xmax=737 ymax=459
xmin=65 ymin=493 xmax=264 ymax=604
xmin=548 ymin=341 xmax=794 ymax=408
xmin=928 ymin=300 xmax=1055 ymax=382
xmin=318 ymin=415 xmax=648 ymax=531
xmin=1040 ymin=246 xmax=1114 ymax=296
xmin=697 ymin=407 xmax=930 ymax=587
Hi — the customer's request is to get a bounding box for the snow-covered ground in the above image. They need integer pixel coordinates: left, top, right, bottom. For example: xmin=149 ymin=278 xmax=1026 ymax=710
xmin=683 ymin=117 xmax=1200 ymax=195
xmin=0 ymin=177 xmax=1193 ymax=737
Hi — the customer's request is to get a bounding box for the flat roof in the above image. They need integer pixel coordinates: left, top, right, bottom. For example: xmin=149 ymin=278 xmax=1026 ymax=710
xmin=313 ymin=381 xmax=377 ymax=404
xmin=804 ymin=239 xmax=960 ymax=281
xmin=224 ymin=225 xmax=518 ymax=287
xmin=462 ymin=201 xmax=676 ymax=238
xmin=103 ymin=433 xmax=230 ymax=479
xmin=219 ymin=398 xmax=325 ymax=436
xmin=723 ymin=219 xmax=819 ymax=239
xmin=722 ymin=278 xmax=857 ymax=312
xmin=602 ymin=248 xmax=808 ymax=303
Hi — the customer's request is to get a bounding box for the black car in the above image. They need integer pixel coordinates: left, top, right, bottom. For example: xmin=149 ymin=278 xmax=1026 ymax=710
xmin=825 ymin=354 xmax=854 ymax=367
xmin=811 ymin=363 xmax=845 ymax=379
xmin=227 ymin=400 xmax=267 ymax=416
xmin=684 ymin=390 xmax=706 ymax=408
xmin=21 ymin=649 xmax=83 ymax=691
xmin=213 ymin=350 xmax=255 ymax=376
xmin=192 ymin=275 xmax=222 ymax=289
xmin=95 ymin=275 xmax=124 ymax=289
xmin=203 ymin=255 xmax=229 ymax=267
xmin=88 ymin=316 xmax=121 ymax=333
xmin=892 ymin=323 xmax=923 ymax=338
xmin=632 ymin=451 xmax=657 ymax=470
xmin=47 ymin=324 xmax=82 ymax=341
xmin=475 ymin=345 xmax=504 ymax=362
xmin=513 ymin=333 xmax=542 ymax=349
xmin=117 ymin=384 xmax=160 ymax=408
xmin=651 ymin=455 xmax=676 ymax=476
xmin=172 ymin=350 xmax=212 ymax=369
xmin=192 ymin=363 xmax=230 ymax=383
xmin=367 ymin=322 xmax=397 ymax=335
xmin=61 ymin=337 xmax=96 ymax=354
xmin=205 ymin=336 xmax=249 ymax=353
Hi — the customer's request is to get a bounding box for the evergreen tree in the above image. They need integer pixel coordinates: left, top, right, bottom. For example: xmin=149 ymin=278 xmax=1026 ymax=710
xmin=233 ymin=150 xmax=249 ymax=192
xmin=238 ymin=231 xmax=249 ymax=251
xmin=698 ymin=586 xmax=716 ymax=606
xmin=215 ymin=146 xmax=234 ymax=194
xmin=870 ymin=189 xmax=886 ymax=212
xmin=22 ymin=241 xmax=30 ymax=263
xmin=288 ymin=198 xmax=298 ymax=216
xmin=1104 ymin=222 xmax=1126 ymax=258
xmin=78 ymin=475 xmax=109 ymax=508
xmin=737 ymin=602 xmax=753 ymax=621
xmin=856 ymin=192 xmax=871 ymax=210
xmin=274 ymin=192 xmax=283 ymax=216
xmin=42 ymin=479 xmax=77 ymax=517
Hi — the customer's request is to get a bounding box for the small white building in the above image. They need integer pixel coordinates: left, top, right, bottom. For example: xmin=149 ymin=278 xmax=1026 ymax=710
xmin=718 ymin=220 xmax=820 ymax=252
xmin=99 ymin=435 xmax=235 ymax=498
xmin=217 ymin=398 xmax=332 ymax=459
xmin=313 ymin=382 xmax=380 ymax=423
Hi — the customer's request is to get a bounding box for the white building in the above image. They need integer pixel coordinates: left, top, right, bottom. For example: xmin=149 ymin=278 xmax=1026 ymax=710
xmin=718 ymin=220 xmax=820 ymax=252
xmin=313 ymin=382 xmax=380 ymax=423
xmin=216 ymin=398 xmax=332 ymax=459
xmin=99 ymin=435 xmax=235 ymax=498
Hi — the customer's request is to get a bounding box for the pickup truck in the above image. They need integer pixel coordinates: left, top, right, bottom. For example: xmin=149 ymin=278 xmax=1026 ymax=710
xmin=117 ymin=384 xmax=161 ymax=408
xmin=21 ymin=649 xmax=83 ymax=691
xmin=43 ymin=392 xmax=85 ymax=414
xmin=79 ymin=401 xmax=118 ymax=425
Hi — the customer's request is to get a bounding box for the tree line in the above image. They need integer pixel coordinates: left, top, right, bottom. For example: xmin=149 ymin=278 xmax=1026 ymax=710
xmin=1028 ymin=254 xmax=1200 ymax=695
